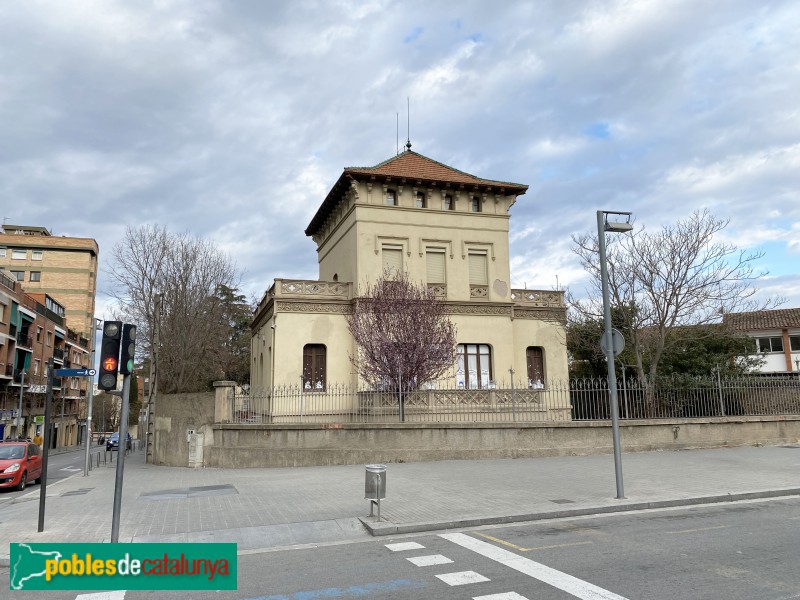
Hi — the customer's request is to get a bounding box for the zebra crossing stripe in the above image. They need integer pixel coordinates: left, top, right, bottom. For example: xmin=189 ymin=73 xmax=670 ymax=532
xmin=441 ymin=533 xmax=628 ymax=600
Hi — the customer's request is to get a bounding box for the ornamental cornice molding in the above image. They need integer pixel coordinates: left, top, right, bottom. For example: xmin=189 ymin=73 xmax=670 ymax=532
xmin=275 ymin=301 xmax=352 ymax=314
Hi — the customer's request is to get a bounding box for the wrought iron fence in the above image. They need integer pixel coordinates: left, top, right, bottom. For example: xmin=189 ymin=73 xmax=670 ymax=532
xmin=230 ymin=375 xmax=800 ymax=425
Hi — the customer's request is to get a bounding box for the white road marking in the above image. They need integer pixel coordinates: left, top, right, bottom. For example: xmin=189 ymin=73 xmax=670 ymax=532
xmin=441 ymin=533 xmax=629 ymax=600
xmin=60 ymin=466 xmax=82 ymax=472
xmin=385 ymin=542 xmax=425 ymax=551
xmin=436 ymin=571 xmax=491 ymax=586
xmin=406 ymin=554 xmax=453 ymax=567
xmin=474 ymin=593 xmax=530 ymax=600
xmin=75 ymin=592 xmax=126 ymax=600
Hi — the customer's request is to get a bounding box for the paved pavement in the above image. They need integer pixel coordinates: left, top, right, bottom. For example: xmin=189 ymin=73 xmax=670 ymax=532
xmin=1 ymin=442 xmax=800 ymax=565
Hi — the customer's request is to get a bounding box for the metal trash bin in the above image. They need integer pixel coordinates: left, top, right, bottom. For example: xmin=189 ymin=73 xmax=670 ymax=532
xmin=365 ymin=464 xmax=387 ymax=520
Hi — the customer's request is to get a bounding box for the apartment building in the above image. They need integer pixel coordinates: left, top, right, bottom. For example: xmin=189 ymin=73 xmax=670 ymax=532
xmin=0 ymin=224 xmax=98 ymax=338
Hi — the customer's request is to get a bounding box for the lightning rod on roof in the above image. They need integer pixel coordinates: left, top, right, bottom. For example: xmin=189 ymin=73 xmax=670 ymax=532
xmin=406 ymin=97 xmax=412 ymax=151
xmin=396 ymin=112 xmax=399 ymax=156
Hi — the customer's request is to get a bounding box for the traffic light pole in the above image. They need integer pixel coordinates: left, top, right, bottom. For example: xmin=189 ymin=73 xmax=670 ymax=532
xmin=110 ymin=373 xmax=131 ymax=543
xmin=38 ymin=359 xmax=54 ymax=533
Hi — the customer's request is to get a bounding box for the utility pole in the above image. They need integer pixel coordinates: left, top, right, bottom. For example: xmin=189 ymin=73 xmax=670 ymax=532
xmin=146 ymin=293 xmax=161 ymax=464
xmin=16 ymin=370 xmax=26 ymax=439
xmin=84 ymin=318 xmax=101 ymax=476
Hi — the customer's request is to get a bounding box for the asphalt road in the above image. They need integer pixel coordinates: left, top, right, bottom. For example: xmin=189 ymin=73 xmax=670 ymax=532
xmin=3 ymin=496 xmax=799 ymax=599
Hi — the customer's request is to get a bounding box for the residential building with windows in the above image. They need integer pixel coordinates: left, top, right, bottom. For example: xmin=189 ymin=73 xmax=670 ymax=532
xmin=724 ymin=308 xmax=800 ymax=376
xmin=0 ymin=271 xmax=90 ymax=443
xmin=251 ymin=149 xmax=568 ymax=410
xmin=0 ymin=224 xmax=99 ymax=338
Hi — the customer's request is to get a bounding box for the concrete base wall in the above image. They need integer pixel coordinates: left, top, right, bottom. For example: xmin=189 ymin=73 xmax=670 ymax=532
xmin=206 ymin=416 xmax=800 ymax=468
xmin=152 ymin=392 xmax=215 ymax=467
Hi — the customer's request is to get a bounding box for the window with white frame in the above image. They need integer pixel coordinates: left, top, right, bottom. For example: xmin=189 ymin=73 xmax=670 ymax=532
xmin=385 ymin=189 xmax=397 ymax=206
xmin=456 ymin=344 xmax=492 ymax=389
xmin=791 ymin=336 xmax=800 ymax=352
xmin=10 ymin=271 xmax=24 ymax=281
xmin=443 ymin=194 xmax=454 ymax=210
xmin=757 ymin=337 xmax=784 ymax=353
xmin=415 ymin=191 xmax=427 ymax=208
xmin=0 ymin=247 xmax=6 ymax=258
xmin=382 ymin=244 xmax=403 ymax=274
xmin=32 ymin=250 xmax=43 ymax=260
xmin=11 ymin=249 xmax=26 ymax=260
xmin=30 ymin=271 xmax=41 ymax=282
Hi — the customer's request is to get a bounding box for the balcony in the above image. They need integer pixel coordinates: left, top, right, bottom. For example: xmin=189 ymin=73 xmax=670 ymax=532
xmin=53 ymin=347 xmax=65 ymax=363
xmin=2 ymin=364 xmax=12 ymax=378
xmin=16 ymin=332 xmax=33 ymax=350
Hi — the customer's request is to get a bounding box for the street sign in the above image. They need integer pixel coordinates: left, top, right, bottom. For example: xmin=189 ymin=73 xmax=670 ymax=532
xmin=600 ymin=328 xmax=625 ymax=357
xmin=54 ymin=368 xmax=97 ymax=377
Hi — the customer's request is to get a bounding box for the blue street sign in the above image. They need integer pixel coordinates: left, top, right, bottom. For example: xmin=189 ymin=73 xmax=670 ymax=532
xmin=54 ymin=368 xmax=96 ymax=377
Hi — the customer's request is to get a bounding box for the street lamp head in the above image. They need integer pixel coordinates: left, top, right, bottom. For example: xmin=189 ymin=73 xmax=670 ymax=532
xmin=601 ymin=210 xmax=634 ymax=233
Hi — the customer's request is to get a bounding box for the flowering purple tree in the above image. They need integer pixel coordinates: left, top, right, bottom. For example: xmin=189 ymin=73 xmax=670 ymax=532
xmin=347 ymin=270 xmax=457 ymax=392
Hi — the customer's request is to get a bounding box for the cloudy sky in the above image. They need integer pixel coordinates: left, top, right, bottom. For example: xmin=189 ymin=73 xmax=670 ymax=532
xmin=2 ymin=0 xmax=799 ymax=317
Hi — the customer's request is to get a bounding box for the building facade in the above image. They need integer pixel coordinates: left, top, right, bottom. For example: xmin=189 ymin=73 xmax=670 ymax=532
xmin=0 ymin=224 xmax=99 ymax=338
xmin=724 ymin=308 xmax=800 ymax=375
xmin=251 ymin=150 xmax=568 ymax=416
xmin=0 ymin=271 xmax=90 ymax=443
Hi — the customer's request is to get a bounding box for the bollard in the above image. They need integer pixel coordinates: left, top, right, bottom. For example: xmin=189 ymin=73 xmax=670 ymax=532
xmin=365 ymin=464 xmax=387 ymax=521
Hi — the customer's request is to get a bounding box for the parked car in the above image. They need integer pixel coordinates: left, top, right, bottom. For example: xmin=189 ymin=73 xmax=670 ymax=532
xmin=0 ymin=442 xmax=43 ymax=491
xmin=106 ymin=432 xmax=132 ymax=451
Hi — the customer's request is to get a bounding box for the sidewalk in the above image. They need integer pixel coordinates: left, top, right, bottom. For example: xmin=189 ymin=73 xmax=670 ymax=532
xmin=2 ymin=443 xmax=799 ymax=565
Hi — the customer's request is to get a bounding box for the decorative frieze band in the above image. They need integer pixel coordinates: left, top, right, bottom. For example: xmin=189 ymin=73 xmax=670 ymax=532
xmin=275 ymin=301 xmax=352 ymax=314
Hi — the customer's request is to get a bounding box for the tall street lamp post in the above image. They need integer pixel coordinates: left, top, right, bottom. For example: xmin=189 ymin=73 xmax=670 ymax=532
xmin=597 ymin=210 xmax=633 ymax=500
xmin=84 ymin=318 xmax=102 ymax=476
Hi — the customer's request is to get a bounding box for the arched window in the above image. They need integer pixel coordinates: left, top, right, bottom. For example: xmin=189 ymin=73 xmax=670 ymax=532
xmin=456 ymin=344 xmax=492 ymax=389
xmin=303 ymin=344 xmax=327 ymax=391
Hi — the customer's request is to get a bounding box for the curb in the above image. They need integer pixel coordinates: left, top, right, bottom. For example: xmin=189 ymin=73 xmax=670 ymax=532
xmin=358 ymin=487 xmax=800 ymax=536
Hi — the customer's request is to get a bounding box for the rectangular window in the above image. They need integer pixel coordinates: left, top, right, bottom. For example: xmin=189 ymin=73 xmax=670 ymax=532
xmin=526 ymin=347 xmax=545 ymax=388
xmin=457 ymin=344 xmax=492 ymax=389
xmin=32 ymin=250 xmax=43 ymax=260
xmin=791 ymin=336 xmax=800 ymax=352
xmin=30 ymin=271 xmax=41 ymax=282
xmin=11 ymin=249 xmax=26 ymax=260
xmin=443 ymin=194 xmax=454 ymax=210
xmin=426 ymin=249 xmax=446 ymax=284
xmin=0 ymin=247 xmax=5 ymax=258
xmin=47 ymin=331 xmax=52 ymax=346
xmin=385 ymin=190 xmax=397 ymax=206
xmin=468 ymin=252 xmax=488 ymax=285
xmin=757 ymin=337 xmax=783 ymax=353
xmin=382 ymin=245 xmax=403 ymax=274
xmin=470 ymin=196 xmax=481 ymax=213
xmin=36 ymin=327 xmax=43 ymax=342
xmin=34 ymin=359 xmax=40 ymax=376
xmin=302 ymin=344 xmax=326 ymax=390
xmin=10 ymin=270 xmax=24 ymax=281
xmin=415 ymin=192 xmax=426 ymax=208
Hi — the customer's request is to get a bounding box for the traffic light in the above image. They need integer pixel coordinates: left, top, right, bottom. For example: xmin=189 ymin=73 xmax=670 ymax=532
xmin=98 ymin=320 xmax=122 ymax=391
xmin=120 ymin=324 xmax=137 ymax=375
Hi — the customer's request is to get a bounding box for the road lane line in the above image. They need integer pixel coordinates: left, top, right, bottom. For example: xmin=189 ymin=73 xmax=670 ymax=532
xmin=436 ymin=571 xmax=490 ymax=586
xmin=385 ymin=542 xmax=425 ymax=551
xmin=441 ymin=533 xmax=629 ymax=600
xmin=407 ymin=554 xmax=453 ymax=566
xmin=475 ymin=533 xmax=593 ymax=552
xmin=474 ymin=593 xmax=530 ymax=600
xmin=667 ymin=525 xmax=729 ymax=534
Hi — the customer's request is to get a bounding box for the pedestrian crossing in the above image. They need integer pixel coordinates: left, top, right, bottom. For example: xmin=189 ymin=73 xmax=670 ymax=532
xmin=386 ymin=532 xmax=630 ymax=600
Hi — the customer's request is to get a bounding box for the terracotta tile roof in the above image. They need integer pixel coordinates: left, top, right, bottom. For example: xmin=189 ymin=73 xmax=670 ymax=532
xmin=345 ymin=150 xmax=527 ymax=190
xmin=306 ymin=150 xmax=528 ymax=236
xmin=723 ymin=308 xmax=800 ymax=332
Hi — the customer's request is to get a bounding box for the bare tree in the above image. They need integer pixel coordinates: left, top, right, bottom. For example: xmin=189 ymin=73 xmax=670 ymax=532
xmin=108 ymin=225 xmax=243 ymax=393
xmin=570 ymin=209 xmax=782 ymax=393
xmin=347 ymin=270 xmax=457 ymax=390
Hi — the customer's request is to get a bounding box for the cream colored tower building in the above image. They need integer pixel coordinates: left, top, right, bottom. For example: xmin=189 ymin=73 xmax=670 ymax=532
xmin=0 ymin=225 xmax=98 ymax=338
xmin=252 ymin=149 xmax=568 ymax=397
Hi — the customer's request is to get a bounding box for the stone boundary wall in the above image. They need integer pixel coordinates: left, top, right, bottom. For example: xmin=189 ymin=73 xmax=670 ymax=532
xmin=205 ymin=416 xmax=800 ymax=469
xmin=156 ymin=381 xmax=800 ymax=468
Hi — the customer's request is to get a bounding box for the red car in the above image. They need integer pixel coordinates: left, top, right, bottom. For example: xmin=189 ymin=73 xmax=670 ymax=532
xmin=0 ymin=442 xmax=43 ymax=491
